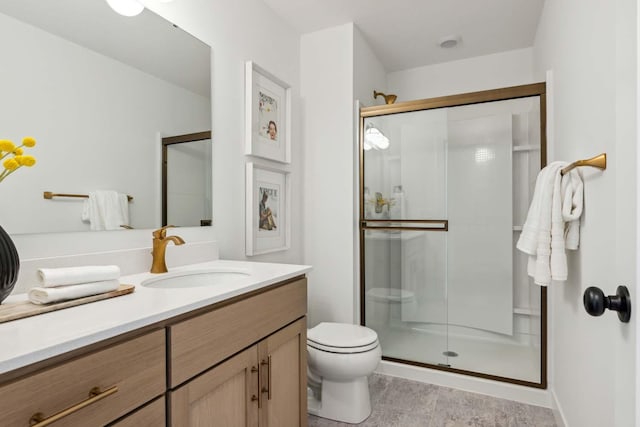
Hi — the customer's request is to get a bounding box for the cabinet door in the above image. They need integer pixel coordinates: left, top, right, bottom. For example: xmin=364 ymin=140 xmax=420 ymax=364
xmin=171 ymin=345 xmax=260 ymax=427
xmin=258 ymin=318 xmax=307 ymax=427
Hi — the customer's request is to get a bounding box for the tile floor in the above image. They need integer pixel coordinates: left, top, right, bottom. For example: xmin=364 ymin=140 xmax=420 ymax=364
xmin=308 ymin=374 xmax=557 ymax=427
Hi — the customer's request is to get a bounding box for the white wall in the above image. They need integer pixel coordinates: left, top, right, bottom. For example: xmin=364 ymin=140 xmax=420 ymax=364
xmin=8 ymin=0 xmax=303 ymax=274
xmin=0 ymin=11 xmax=210 ymax=233
xmin=533 ymin=0 xmax=637 ymax=425
xmin=301 ymin=24 xmax=387 ymax=327
xmin=387 ymin=48 xmax=535 ymax=101
xmin=301 ymin=23 xmax=355 ymax=326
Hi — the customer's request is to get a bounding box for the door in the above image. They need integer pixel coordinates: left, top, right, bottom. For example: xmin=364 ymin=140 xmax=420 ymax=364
xmin=171 ymin=346 xmax=259 ymax=427
xmin=258 ymin=318 xmax=307 ymax=427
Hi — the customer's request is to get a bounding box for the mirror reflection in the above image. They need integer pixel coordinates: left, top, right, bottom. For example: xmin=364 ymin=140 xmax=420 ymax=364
xmin=0 ymin=0 xmax=212 ymax=234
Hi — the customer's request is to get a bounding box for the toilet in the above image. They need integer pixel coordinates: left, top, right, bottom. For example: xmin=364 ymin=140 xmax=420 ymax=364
xmin=306 ymin=322 xmax=382 ymax=424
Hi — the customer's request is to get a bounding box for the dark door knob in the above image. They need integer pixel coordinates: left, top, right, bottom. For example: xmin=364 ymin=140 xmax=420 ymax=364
xmin=583 ymin=285 xmax=631 ymax=323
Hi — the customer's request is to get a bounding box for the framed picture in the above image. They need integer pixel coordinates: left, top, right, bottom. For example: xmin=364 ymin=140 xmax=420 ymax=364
xmin=245 ymin=162 xmax=291 ymax=256
xmin=245 ymin=61 xmax=291 ymax=163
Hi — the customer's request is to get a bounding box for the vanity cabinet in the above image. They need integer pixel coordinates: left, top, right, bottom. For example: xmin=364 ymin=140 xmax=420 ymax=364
xmin=169 ymin=278 xmax=307 ymax=426
xmin=0 ymin=329 xmax=165 ymax=427
xmin=171 ymin=318 xmax=306 ymax=427
xmin=0 ymin=275 xmax=307 ymax=427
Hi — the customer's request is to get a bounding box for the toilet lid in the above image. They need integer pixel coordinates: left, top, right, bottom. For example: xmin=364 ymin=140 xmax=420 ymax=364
xmin=307 ymin=322 xmax=378 ymax=349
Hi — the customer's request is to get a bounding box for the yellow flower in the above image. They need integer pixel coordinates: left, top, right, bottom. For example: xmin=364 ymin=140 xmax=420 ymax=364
xmin=21 ymin=155 xmax=36 ymax=167
xmin=3 ymin=158 xmax=19 ymax=171
xmin=0 ymin=140 xmax=16 ymax=152
xmin=13 ymin=147 xmax=24 ymax=155
xmin=22 ymin=137 xmax=36 ymax=147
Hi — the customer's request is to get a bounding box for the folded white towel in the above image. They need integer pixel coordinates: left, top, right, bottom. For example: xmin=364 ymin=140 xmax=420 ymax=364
xmin=37 ymin=265 xmax=121 ymax=288
xmin=28 ymin=280 xmax=120 ymax=305
xmin=81 ymin=191 xmax=130 ymax=231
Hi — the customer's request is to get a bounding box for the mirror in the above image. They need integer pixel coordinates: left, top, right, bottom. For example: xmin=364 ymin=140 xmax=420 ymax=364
xmin=162 ymin=131 xmax=212 ymax=227
xmin=0 ymin=0 xmax=212 ymax=234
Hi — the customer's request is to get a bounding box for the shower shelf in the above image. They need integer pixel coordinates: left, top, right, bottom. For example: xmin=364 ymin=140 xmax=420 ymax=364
xmin=513 ymin=226 xmax=523 ymax=232
xmin=513 ymin=145 xmax=540 ymax=152
xmin=514 ymin=307 xmax=541 ymax=316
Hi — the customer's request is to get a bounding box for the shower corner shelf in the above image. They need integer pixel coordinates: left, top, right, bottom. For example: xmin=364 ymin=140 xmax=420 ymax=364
xmin=513 ymin=307 xmax=541 ymax=317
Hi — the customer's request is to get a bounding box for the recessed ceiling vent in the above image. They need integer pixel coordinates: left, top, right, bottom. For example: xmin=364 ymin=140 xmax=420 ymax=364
xmin=439 ymin=35 xmax=461 ymax=49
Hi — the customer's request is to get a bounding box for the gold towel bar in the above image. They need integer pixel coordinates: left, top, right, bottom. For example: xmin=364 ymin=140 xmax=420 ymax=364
xmin=43 ymin=191 xmax=133 ymax=202
xmin=561 ymin=153 xmax=607 ymax=176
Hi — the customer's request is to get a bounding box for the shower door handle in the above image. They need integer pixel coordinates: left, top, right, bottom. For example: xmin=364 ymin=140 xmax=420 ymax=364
xmin=583 ymin=285 xmax=631 ymax=323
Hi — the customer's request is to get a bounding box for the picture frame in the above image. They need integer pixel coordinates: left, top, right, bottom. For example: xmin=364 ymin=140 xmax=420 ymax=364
xmin=245 ymin=61 xmax=291 ymax=163
xmin=245 ymin=162 xmax=291 ymax=256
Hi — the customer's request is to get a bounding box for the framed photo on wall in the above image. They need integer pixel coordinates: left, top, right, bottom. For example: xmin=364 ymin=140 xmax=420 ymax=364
xmin=245 ymin=61 xmax=291 ymax=163
xmin=245 ymin=162 xmax=291 ymax=256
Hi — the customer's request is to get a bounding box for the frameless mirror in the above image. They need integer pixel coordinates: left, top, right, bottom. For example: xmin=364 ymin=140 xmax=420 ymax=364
xmin=0 ymin=0 xmax=212 ymax=234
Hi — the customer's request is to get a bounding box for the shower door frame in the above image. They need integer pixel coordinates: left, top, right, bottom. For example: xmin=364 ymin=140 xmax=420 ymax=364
xmin=358 ymin=82 xmax=548 ymax=389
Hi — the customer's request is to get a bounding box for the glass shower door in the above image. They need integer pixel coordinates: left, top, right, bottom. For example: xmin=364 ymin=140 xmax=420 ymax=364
xmin=360 ymin=87 xmax=545 ymax=386
xmin=362 ymin=109 xmax=450 ymax=367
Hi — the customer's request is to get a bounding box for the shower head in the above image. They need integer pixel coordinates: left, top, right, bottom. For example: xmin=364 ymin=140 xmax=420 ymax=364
xmin=373 ymin=90 xmax=397 ymax=105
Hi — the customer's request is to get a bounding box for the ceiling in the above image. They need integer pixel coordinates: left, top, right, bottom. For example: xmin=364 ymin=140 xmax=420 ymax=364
xmin=262 ymin=0 xmax=546 ymax=72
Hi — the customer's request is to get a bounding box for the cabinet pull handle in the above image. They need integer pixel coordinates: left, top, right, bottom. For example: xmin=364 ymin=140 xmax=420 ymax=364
xmin=261 ymin=355 xmax=272 ymax=401
xmin=267 ymin=355 xmax=271 ymax=400
xmin=29 ymin=385 xmax=118 ymax=427
xmin=251 ymin=365 xmax=261 ymax=408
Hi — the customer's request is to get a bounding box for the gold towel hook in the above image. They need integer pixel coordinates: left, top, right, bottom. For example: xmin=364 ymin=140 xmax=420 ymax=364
xmin=561 ymin=153 xmax=607 ymax=176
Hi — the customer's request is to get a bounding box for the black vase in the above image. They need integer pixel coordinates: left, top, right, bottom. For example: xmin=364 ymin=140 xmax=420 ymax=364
xmin=0 ymin=225 xmax=19 ymax=304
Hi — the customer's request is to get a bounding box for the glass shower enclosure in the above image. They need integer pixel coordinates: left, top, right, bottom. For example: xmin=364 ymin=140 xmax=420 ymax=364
xmin=359 ymin=83 xmax=547 ymax=387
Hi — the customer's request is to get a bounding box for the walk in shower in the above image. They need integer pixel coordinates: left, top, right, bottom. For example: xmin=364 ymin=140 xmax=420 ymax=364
xmin=359 ymin=83 xmax=547 ymax=387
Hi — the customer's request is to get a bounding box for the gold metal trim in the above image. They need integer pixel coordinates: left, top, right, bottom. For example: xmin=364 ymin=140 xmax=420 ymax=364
xmin=29 ymin=385 xmax=118 ymax=427
xmin=361 ymin=82 xmax=546 ymax=117
xmin=561 ymin=153 xmax=606 ymax=176
xmin=362 ymin=219 xmax=448 ymax=232
xmin=43 ymin=191 xmax=133 ymax=202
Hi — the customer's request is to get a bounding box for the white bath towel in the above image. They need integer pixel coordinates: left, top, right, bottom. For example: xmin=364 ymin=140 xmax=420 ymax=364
xmin=82 ymin=191 xmax=130 ymax=231
xmin=28 ymin=280 xmax=120 ymax=304
xmin=37 ymin=265 xmax=121 ymax=288
xmin=517 ymin=161 xmax=569 ymax=286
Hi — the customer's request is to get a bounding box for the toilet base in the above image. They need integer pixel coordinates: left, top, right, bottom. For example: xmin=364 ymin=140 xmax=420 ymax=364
xmin=307 ymin=376 xmax=372 ymax=424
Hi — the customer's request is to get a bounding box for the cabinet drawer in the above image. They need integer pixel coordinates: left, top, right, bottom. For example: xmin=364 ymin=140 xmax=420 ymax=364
xmin=110 ymin=396 xmax=165 ymax=427
xmin=170 ymin=278 xmax=307 ymax=387
xmin=0 ymin=329 xmax=165 ymax=427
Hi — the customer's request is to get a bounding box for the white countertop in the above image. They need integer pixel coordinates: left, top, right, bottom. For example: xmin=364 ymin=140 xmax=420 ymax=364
xmin=0 ymin=260 xmax=311 ymax=375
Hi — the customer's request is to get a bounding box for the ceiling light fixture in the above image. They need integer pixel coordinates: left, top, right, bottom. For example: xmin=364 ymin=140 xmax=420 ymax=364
xmin=439 ymin=35 xmax=461 ymax=49
xmin=105 ymin=0 xmax=145 ymax=17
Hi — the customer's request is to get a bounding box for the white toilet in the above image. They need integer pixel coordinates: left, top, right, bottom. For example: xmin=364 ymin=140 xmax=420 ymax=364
xmin=306 ymin=322 xmax=382 ymax=424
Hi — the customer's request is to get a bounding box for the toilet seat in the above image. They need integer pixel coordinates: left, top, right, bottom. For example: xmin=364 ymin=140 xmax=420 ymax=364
xmin=307 ymin=322 xmax=378 ymax=354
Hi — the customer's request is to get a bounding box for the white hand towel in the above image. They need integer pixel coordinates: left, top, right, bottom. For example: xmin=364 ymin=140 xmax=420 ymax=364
xmin=82 ymin=191 xmax=130 ymax=231
xmin=37 ymin=265 xmax=121 ymax=287
xmin=28 ymin=280 xmax=120 ymax=305
xmin=561 ymin=169 xmax=584 ymax=250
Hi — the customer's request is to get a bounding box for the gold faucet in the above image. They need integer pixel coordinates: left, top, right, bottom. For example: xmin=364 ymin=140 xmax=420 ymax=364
xmin=150 ymin=226 xmax=185 ymax=273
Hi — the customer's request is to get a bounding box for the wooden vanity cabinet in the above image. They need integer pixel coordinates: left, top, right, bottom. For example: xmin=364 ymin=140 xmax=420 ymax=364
xmin=169 ymin=278 xmax=308 ymax=427
xmin=0 ymin=329 xmax=165 ymax=427
xmin=0 ymin=276 xmax=307 ymax=427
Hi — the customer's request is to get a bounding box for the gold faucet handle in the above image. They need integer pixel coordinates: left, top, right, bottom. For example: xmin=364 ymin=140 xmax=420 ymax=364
xmin=152 ymin=225 xmax=176 ymax=240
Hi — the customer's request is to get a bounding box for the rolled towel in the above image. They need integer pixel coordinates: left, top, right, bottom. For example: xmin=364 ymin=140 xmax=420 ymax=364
xmin=38 ymin=265 xmax=120 ymax=288
xmin=28 ymin=280 xmax=120 ymax=305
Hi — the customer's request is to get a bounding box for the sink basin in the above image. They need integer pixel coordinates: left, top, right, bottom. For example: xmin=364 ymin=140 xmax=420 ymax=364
xmin=141 ymin=268 xmax=250 ymax=289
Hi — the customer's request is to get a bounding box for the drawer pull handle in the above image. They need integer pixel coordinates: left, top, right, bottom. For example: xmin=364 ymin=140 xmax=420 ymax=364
xmin=29 ymin=385 xmax=118 ymax=427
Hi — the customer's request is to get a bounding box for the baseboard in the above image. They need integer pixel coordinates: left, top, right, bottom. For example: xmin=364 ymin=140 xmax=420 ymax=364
xmin=376 ymin=360 xmax=552 ymax=408
xmin=550 ymin=388 xmax=568 ymax=427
